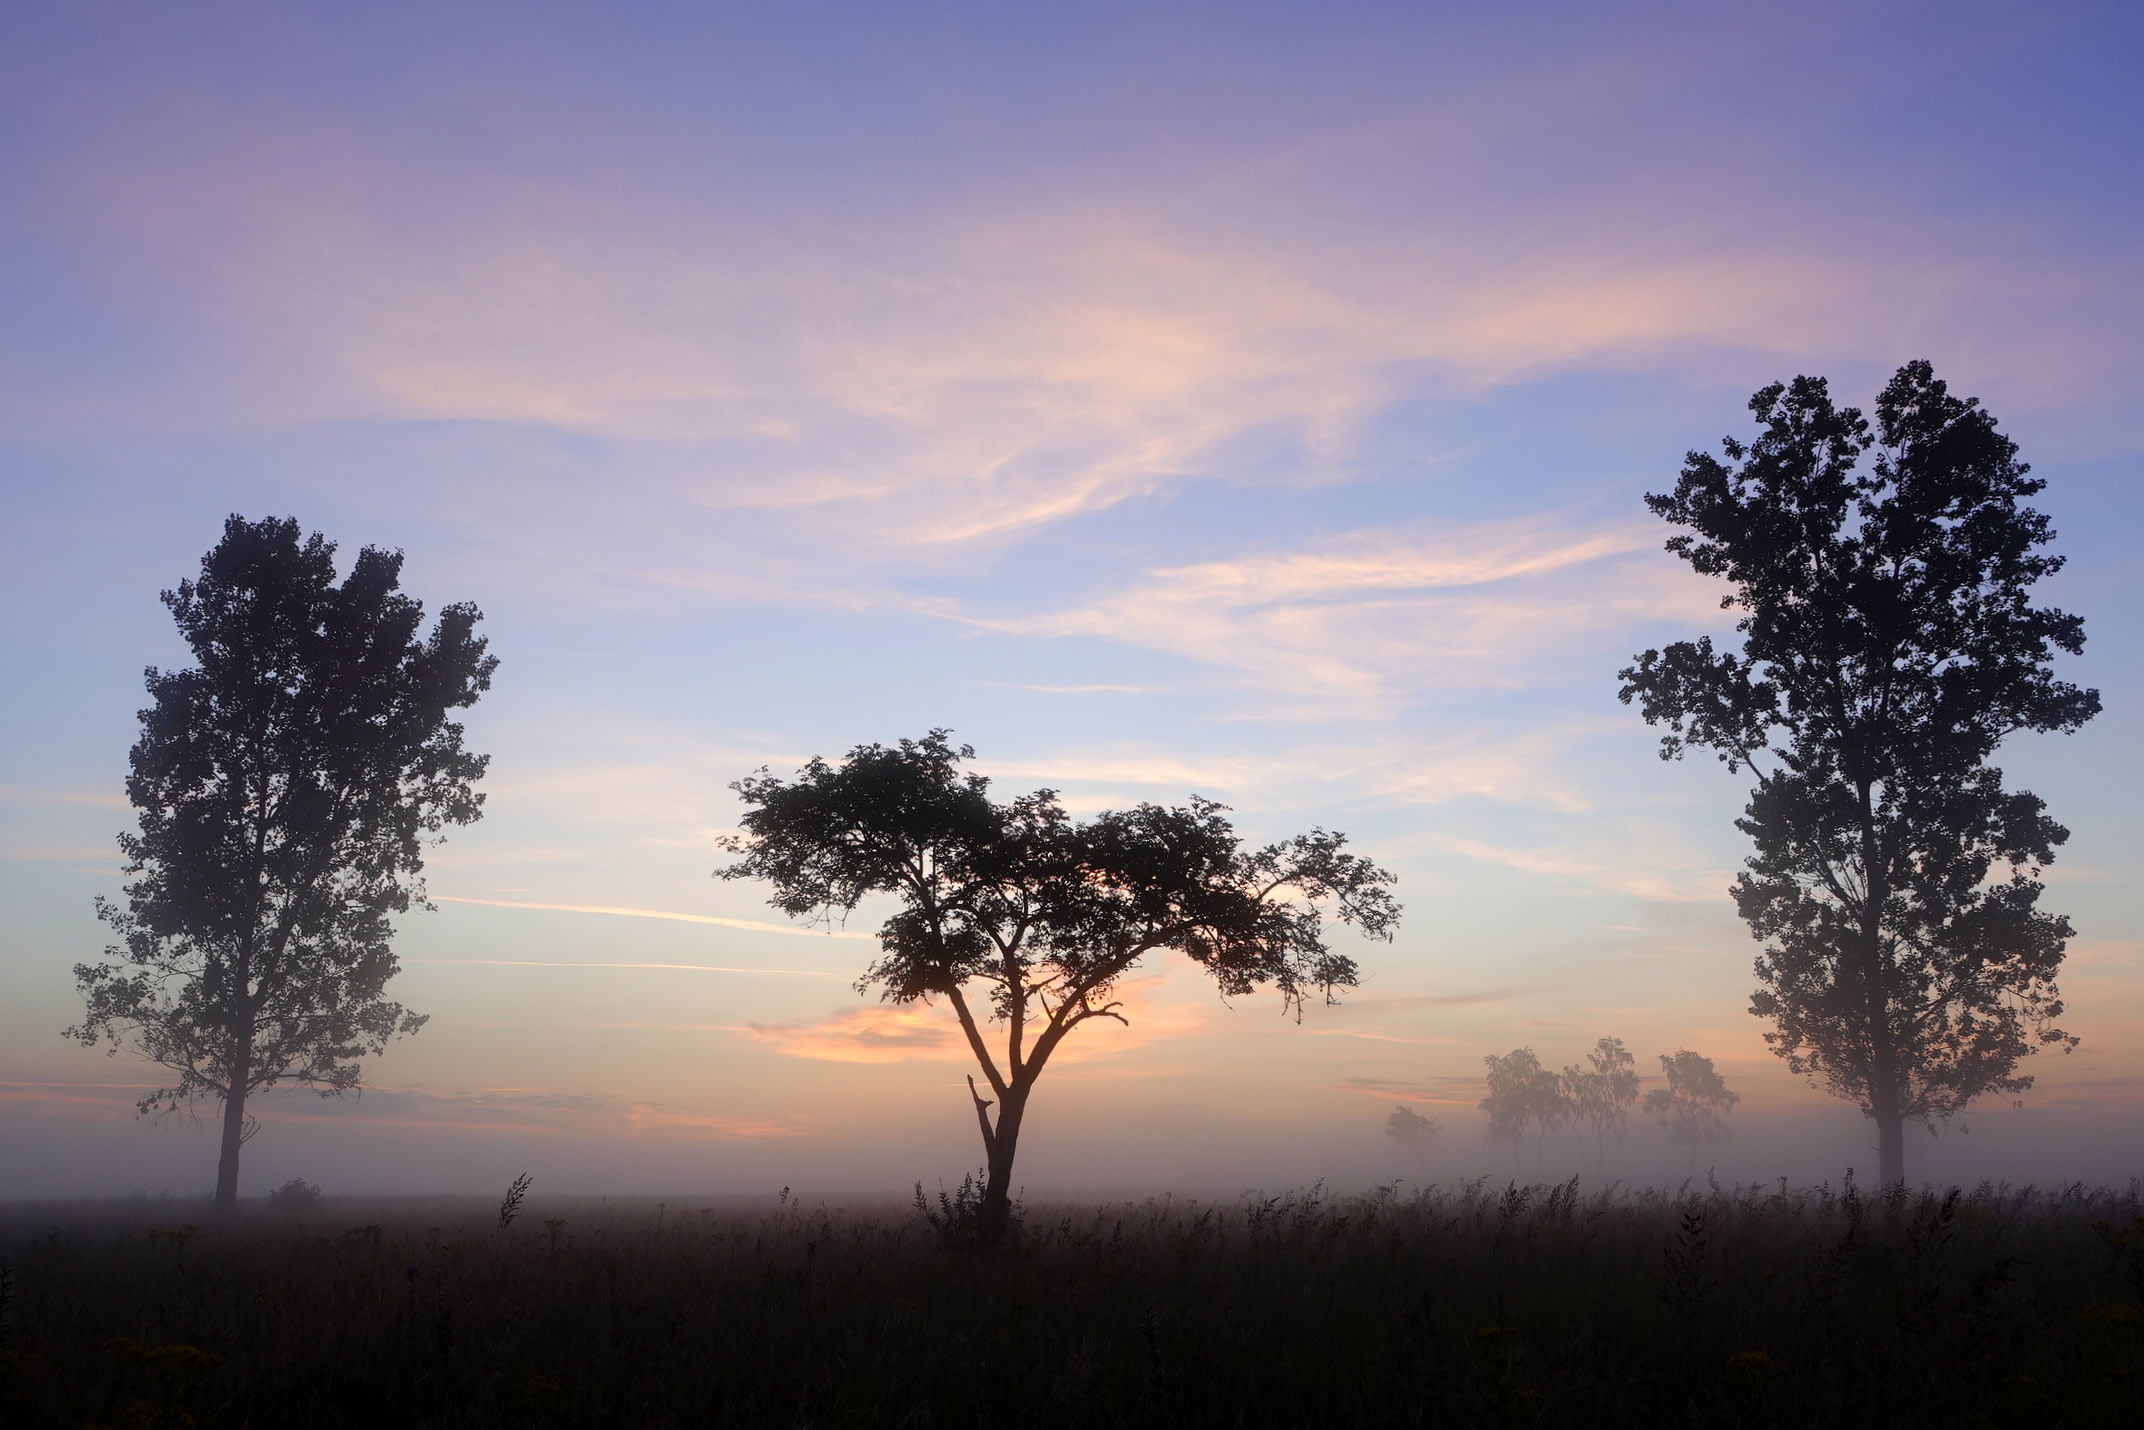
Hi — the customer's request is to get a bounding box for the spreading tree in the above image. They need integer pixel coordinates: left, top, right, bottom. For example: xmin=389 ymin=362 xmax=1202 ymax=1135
xmin=69 ymin=516 xmax=497 ymax=1214
xmin=1385 ymin=1104 xmax=1442 ymax=1154
xmin=719 ymin=731 xmax=1399 ymax=1238
xmin=1619 ymin=362 xmax=2098 ymax=1184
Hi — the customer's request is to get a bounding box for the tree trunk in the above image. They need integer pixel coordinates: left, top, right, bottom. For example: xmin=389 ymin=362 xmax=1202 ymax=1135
xmin=214 ymin=1080 xmax=248 ymax=1216
xmin=978 ymin=1085 xmax=1028 ymax=1241
xmin=1874 ymin=1105 xmax=1906 ymax=1188
xmin=214 ymin=1034 xmax=252 ymax=1217
xmin=1856 ymin=790 xmax=1907 ymax=1190
xmin=1868 ymin=1031 xmax=1907 ymax=1187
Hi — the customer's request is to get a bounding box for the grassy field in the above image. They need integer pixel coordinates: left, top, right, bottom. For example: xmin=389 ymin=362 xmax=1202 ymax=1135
xmin=3 ymin=1176 xmax=2142 ymax=1427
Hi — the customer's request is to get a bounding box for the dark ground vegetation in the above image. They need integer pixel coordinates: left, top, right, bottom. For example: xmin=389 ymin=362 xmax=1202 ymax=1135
xmin=4 ymin=1177 xmax=2143 ymax=1428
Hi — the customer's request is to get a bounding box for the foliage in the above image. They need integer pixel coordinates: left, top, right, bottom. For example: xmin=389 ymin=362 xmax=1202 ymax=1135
xmin=1642 ymin=1050 xmax=1740 ymax=1151
xmin=1479 ymin=1048 xmax=1567 ymax=1149
xmin=1619 ymin=362 xmax=2097 ymax=1183
xmin=265 ymin=1178 xmax=323 ymax=1214
xmin=66 ymin=515 xmax=497 ymax=1211
xmin=914 ymin=1170 xmax=1006 ymax=1249
xmin=9 ymin=1179 xmax=2144 ymax=1427
xmin=719 ymin=731 xmax=1399 ymax=1232
xmin=1563 ymin=1036 xmax=1642 ymax=1161
xmin=498 ymin=1174 xmax=532 ymax=1232
xmin=1384 ymin=1104 xmax=1441 ymax=1153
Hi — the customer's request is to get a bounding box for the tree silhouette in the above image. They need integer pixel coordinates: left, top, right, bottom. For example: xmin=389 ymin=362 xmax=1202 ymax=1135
xmin=1479 ymin=1047 xmax=1567 ymax=1175
xmin=1642 ymin=1050 xmax=1738 ymax=1172
xmin=1385 ymin=1104 xmax=1442 ymax=1154
xmin=1619 ymin=363 xmax=2097 ymax=1185
xmin=68 ymin=516 xmax=497 ymax=1215
xmin=720 ymin=731 xmax=1398 ymax=1239
xmin=1562 ymin=1035 xmax=1641 ymax=1172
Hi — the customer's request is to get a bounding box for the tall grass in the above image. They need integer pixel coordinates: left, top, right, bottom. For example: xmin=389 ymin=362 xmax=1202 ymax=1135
xmin=3 ymin=1176 xmax=2141 ymax=1426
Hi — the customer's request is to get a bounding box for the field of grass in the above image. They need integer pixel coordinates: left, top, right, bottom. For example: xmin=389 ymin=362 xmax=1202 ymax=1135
xmin=3 ymin=1176 xmax=2143 ymax=1427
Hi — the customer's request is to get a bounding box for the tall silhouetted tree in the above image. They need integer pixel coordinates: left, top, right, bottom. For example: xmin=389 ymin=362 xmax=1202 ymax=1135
xmin=1642 ymin=1050 xmax=1738 ymax=1172
xmin=1480 ymin=1047 xmax=1567 ymax=1175
xmin=1563 ymin=1035 xmax=1641 ymax=1171
xmin=720 ymin=731 xmax=1398 ymax=1239
xmin=69 ymin=516 xmax=497 ymax=1215
xmin=1620 ymin=363 xmax=2098 ymax=1186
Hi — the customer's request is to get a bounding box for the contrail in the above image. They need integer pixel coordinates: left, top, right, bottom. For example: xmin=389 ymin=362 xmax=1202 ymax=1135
xmin=407 ymin=958 xmax=843 ymax=977
xmin=433 ymin=894 xmax=872 ymax=940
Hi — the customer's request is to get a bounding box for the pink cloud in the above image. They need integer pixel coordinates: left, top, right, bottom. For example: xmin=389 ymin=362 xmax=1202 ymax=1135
xmin=741 ymin=1006 xmax=969 ymax=1064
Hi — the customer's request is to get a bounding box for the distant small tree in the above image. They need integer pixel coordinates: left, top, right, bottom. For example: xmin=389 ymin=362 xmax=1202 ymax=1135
xmin=1620 ymin=363 xmax=2097 ymax=1185
xmin=1385 ymin=1104 xmax=1442 ymax=1154
xmin=1643 ymin=1050 xmax=1739 ymax=1172
xmin=1563 ymin=1036 xmax=1642 ymax=1171
xmin=720 ymin=731 xmax=1399 ymax=1241
xmin=267 ymin=1176 xmax=324 ymax=1214
xmin=68 ymin=516 xmax=497 ymax=1216
xmin=1480 ymin=1047 xmax=1568 ymax=1175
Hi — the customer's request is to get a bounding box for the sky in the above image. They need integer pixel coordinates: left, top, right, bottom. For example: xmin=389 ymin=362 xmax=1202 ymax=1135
xmin=3 ymin=0 xmax=2141 ymax=1201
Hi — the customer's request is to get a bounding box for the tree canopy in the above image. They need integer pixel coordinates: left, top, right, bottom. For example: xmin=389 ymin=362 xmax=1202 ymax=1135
xmin=720 ymin=730 xmax=1399 ymax=1236
xmin=1563 ymin=1036 xmax=1641 ymax=1170
xmin=1479 ymin=1047 xmax=1567 ymax=1168
xmin=1619 ymin=362 xmax=2098 ymax=1183
xmin=1385 ymin=1104 xmax=1442 ymax=1154
xmin=1642 ymin=1050 xmax=1739 ymax=1167
xmin=69 ymin=515 xmax=497 ymax=1213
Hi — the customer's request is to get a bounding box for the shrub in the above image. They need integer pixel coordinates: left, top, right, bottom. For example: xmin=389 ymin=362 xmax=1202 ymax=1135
xmin=264 ymin=1177 xmax=323 ymax=1214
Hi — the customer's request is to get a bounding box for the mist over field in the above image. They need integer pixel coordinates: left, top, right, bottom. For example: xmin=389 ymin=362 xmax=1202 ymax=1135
xmin=3 ymin=0 xmax=2142 ymax=1223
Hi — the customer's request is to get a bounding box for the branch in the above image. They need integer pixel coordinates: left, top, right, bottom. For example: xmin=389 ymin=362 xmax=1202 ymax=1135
xmin=1068 ymin=998 xmax=1128 ymax=1030
xmin=943 ymin=984 xmax=1009 ymax=1098
xmin=1003 ymin=927 xmax=1027 ymax=1078
xmin=1045 ymin=957 xmax=1142 ymax=1036
xmin=966 ymin=1074 xmax=996 ymax=1156
xmin=1735 ymin=742 xmax=1774 ymax=783
xmin=1026 ymin=993 xmax=1130 ymax=1083
xmin=1803 ymin=845 xmax=1865 ymax=916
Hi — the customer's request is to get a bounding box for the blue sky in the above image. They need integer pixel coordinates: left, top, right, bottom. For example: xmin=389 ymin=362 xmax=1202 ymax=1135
xmin=3 ymin=0 xmax=2140 ymax=1198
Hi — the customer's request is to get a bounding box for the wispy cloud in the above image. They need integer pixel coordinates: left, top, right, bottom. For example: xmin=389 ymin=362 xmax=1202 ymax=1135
xmin=1308 ymin=1029 xmax=1465 ymax=1047
xmin=964 ymin=517 xmax=1718 ymax=710
xmin=973 ymin=681 xmax=1147 ymax=695
xmin=620 ymin=1106 xmax=806 ymax=1139
xmin=970 ymin=717 xmax=1614 ymax=812
xmin=737 ymin=970 xmax=1193 ymax=1066
xmin=1334 ymin=1074 xmax=1486 ymax=1106
xmin=432 ymin=895 xmax=872 ymax=941
xmin=0 ymin=1079 xmax=808 ymax=1140
xmin=0 ymin=787 xmax=128 ymax=809
xmin=30 ymin=100 xmax=2128 ymax=618
xmin=0 ymin=844 xmax=122 ymax=863
xmin=0 ymin=1080 xmax=160 ymax=1117
xmin=406 ymin=959 xmax=843 ymax=978
xmin=740 ymin=1006 xmax=969 ymax=1064
xmin=1345 ymin=989 xmax=1540 ymax=1010
xmin=1424 ymin=833 xmax=1728 ymax=905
